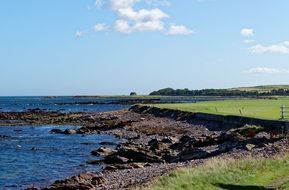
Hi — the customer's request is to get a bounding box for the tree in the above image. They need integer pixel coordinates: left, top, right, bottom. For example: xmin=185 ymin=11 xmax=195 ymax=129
xmin=130 ymin=92 xmax=137 ymax=96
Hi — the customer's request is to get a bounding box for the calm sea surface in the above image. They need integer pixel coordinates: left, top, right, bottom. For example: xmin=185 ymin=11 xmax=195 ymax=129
xmin=0 ymin=97 xmax=126 ymax=189
xmin=0 ymin=96 xmax=130 ymax=113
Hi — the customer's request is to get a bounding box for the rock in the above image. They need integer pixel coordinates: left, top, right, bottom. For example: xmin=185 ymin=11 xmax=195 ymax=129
xmin=50 ymin=129 xmax=64 ymax=134
xmin=91 ymin=147 xmax=115 ymax=156
xmin=115 ymin=144 xmax=163 ymax=163
xmin=254 ymin=132 xmax=271 ymax=140
xmin=0 ymin=135 xmax=10 ymax=139
xmin=177 ymin=148 xmax=210 ymax=162
xmin=64 ymin=129 xmax=77 ymax=135
xmin=131 ymin=163 xmax=145 ymax=168
xmin=161 ymin=137 xmax=178 ymax=144
xmin=99 ymin=141 xmax=117 ymax=146
xmin=31 ymin=147 xmax=37 ymax=151
xmin=79 ymin=172 xmax=97 ymax=180
xmin=86 ymin=160 xmax=103 ymax=165
xmin=148 ymin=139 xmax=170 ymax=151
xmin=81 ymin=141 xmax=97 ymax=145
xmin=245 ymin=144 xmax=255 ymax=151
xmin=91 ymin=176 xmax=107 ymax=185
xmin=105 ymin=155 xmax=129 ymax=164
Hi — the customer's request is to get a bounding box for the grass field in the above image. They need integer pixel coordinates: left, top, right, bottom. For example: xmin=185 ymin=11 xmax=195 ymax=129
xmin=147 ymin=155 xmax=289 ymax=190
xmin=153 ymin=97 xmax=289 ymax=120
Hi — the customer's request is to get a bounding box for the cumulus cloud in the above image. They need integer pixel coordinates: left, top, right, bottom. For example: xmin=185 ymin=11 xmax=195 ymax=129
xmin=244 ymin=67 xmax=289 ymax=74
xmin=241 ymin=28 xmax=254 ymax=37
xmin=93 ymin=23 xmax=109 ymax=32
xmin=111 ymin=0 xmax=169 ymax=33
xmin=167 ymin=24 xmax=194 ymax=35
xmin=79 ymin=0 xmax=193 ymax=35
xmin=247 ymin=41 xmax=289 ymax=54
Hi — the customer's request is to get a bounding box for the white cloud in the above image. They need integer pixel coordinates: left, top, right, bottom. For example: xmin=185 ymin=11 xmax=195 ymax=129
xmin=111 ymin=0 xmax=170 ymax=33
xmin=241 ymin=28 xmax=254 ymax=37
xmin=117 ymin=8 xmax=168 ymax=22
xmin=167 ymin=24 xmax=194 ymax=35
xmin=244 ymin=67 xmax=289 ymax=74
xmin=75 ymin=31 xmax=84 ymax=37
xmin=93 ymin=23 xmax=109 ymax=32
xmin=115 ymin=19 xmax=133 ymax=33
xmin=247 ymin=41 xmax=289 ymax=54
xmin=79 ymin=0 xmax=193 ymax=35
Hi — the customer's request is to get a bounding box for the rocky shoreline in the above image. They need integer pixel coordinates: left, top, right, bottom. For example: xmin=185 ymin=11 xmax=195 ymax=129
xmin=1 ymin=106 xmax=289 ymax=190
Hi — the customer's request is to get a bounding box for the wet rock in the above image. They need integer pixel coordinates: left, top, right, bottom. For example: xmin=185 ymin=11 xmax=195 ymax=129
xmin=31 ymin=147 xmax=37 ymax=151
xmin=91 ymin=147 xmax=115 ymax=157
xmin=99 ymin=141 xmax=117 ymax=146
xmin=86 ymin=160 xmax=103 ymax=165
xmin=0 ymin=135 xmax=10 ymax=138
xmin=80 ymin=141 xmax=97 ymax=145
xmin=50 ymin=129 xmax=64 ymax=134
xmin=64 ymin=129 xmax=77 ymax=135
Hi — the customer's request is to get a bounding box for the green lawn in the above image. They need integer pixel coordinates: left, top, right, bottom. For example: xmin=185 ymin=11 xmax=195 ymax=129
xmin=147 ymin=156 xmax=289 ymax=190
xmin=153 ymin=97 xmax=289 ymax=120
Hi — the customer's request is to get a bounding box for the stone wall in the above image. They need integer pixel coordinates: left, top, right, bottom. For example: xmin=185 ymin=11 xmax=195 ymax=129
xmin=130 ymin=105 xmax=289 ymax=132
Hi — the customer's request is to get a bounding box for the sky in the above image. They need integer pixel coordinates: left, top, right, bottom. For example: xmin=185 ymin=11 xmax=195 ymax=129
xmin=1 ymin=0 xmax=289 ymax=96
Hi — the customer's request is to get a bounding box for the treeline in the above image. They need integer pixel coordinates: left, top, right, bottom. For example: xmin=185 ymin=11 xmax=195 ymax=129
xmin=149 ymin=88 xmax=289 ymax=96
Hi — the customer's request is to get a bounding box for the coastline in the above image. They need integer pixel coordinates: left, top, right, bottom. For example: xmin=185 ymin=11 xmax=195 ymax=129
xmin=1 ymin=106 xmax=289 ymax=190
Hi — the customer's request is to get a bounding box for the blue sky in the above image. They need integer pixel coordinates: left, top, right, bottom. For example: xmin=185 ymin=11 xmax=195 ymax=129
xmin=1 ymin=0 xmax=289 ymax=96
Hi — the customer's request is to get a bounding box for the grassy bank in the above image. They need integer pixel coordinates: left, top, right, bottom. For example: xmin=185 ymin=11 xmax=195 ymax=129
xmin=147 ymin=155 xmax=289 ymax=190
xmin=153 ymin=97 xmax=289 ymax=120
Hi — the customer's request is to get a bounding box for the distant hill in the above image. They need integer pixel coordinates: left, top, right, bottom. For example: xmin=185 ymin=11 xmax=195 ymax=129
xmin=230 ymin=85 xmax=289 ymax=93
xmin=149 ymin=85 xmax=289 ymax=96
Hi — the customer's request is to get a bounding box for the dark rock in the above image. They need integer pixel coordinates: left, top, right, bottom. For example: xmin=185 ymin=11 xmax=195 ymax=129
xmin=99 ymin=141 xmax=117 ymax=146
xmin=50 ymin=129 xmax=64 ymax=134
xmin=114 ymin=144 xmax=163 ymax=163
xmin=105 ymin=155 xmax=129 ymax=164
xmin=31 ymin=147 xmax=37 ymax=151
xmin=148 ymin=139 xmax=170 ymax=151
xmin=86 ymin=160 xmax=103 ymax=165
xmin=80 ymin=141 xmax=97 ymax=145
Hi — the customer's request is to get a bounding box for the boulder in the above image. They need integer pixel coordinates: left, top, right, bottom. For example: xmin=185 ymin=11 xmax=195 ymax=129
xmin=116 ymin=145 xmax=163 ymax=163
xmin=91 ymin=147 xmax=115 ymax=157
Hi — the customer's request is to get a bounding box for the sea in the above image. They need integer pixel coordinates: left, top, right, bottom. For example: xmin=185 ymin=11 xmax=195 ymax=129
xmin=0 ymin=96 xmax=129 ymax=189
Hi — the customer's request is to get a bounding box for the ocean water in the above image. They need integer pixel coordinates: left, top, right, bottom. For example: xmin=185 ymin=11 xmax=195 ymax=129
xmin=0 ymin=125 xmax=121 ymax=189
xmin=0 ymin=96 xmax=130 ymax=113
